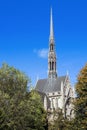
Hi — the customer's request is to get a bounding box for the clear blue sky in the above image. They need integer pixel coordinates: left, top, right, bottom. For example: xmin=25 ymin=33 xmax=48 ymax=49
xmin=0 ymin=0 xmax=87 ymax=86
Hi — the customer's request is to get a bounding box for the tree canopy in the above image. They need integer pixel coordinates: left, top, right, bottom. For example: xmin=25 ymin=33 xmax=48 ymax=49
xmin=75 ymin=63 xmax=87 ymax=129
xmin=0 ymin=63 xmax=47 ymax=130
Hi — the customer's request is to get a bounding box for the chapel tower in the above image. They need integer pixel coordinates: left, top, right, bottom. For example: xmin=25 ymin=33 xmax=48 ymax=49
xmin=48 ymin=8 xmax=57 ymax=78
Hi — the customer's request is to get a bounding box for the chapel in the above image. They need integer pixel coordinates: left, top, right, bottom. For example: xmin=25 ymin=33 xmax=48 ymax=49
xmin=35 ymin=8 xmax=74 ymax=118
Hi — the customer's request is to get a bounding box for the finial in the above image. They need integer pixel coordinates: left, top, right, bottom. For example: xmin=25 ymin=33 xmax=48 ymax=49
xmin=66 ymin=70 xmax=69 ymax=76
xmin=36 ymin=75 xmax=39 ymax=82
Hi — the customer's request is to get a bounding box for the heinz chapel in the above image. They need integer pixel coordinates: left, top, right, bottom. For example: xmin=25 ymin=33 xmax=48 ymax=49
xmin=35 ymin=8 xmax=74 ymax=118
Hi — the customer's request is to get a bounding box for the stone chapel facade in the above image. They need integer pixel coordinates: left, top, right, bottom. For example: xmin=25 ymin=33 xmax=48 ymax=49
xmin=35 ymin=8 xmax=74 ymax=118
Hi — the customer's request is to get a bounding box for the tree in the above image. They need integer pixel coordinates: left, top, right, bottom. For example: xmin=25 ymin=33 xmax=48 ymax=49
xmin=53 ymin=109 xmax=66 ymax=130
xmin=75 ymin=63 xmax=87 ymax=129
xmin=48 ymin=109 xmax=74 ymax=130
xmin=0 ymin=63 xmax=47 ymax=130
xmin=27 ymin=90 xmax=47 ymax=130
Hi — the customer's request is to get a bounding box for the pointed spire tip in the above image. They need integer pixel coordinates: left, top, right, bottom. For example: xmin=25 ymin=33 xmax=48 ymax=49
xmin=50 ymin=7 xmax=54 ymax=39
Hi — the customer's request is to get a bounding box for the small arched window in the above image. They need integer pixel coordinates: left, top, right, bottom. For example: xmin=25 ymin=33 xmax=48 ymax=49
xmin=50 ymin=62 xmax=51 ymax=70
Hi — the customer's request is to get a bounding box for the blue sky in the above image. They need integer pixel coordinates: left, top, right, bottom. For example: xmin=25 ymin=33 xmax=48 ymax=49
xmin=0 ymin=0 xmax=87 ymax=87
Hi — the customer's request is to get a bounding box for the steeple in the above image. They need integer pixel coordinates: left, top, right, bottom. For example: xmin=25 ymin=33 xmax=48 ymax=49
xmin=48 ymin=8 xmax=57 ymax=78
xmin=50 ymin=8 xmax=54 ymax=39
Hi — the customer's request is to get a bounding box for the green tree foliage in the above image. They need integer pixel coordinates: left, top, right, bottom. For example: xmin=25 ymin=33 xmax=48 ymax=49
xmin=75 ymin=64 xmax=87 ymax=129
xmin=0 ymin=63 xmax=47 ymax=130
xmin=28 ymin=91 xmax=47 ymax=130
xmin=48 ymin=109 xmax=74 ymax=130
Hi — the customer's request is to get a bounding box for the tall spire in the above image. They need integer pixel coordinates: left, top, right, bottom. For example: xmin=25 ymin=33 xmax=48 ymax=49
xmin=48 ymin=8 xmax=57 ymax=78
xmin=50 ymin=7 xmax=54 ymax=39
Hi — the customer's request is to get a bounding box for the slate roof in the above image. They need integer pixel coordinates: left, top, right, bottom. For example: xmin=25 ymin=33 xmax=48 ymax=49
xmin=35 ymin=76 xmax=66 ymax=93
